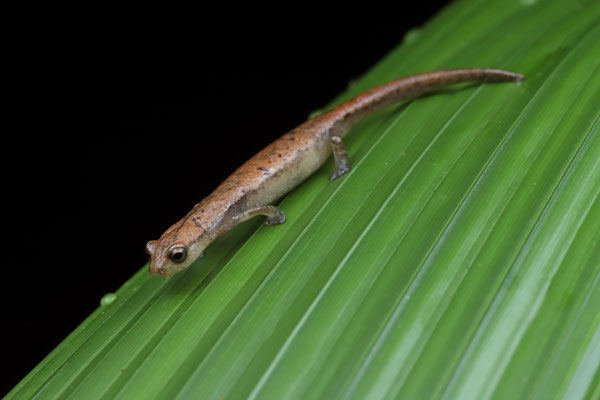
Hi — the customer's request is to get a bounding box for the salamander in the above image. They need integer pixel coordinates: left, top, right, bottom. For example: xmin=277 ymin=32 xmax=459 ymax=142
xmin=146 ymin=68 xmax=524 ymax=278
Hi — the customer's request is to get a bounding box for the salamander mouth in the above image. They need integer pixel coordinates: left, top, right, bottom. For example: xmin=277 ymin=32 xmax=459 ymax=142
xmin=149 ymin=263 xmax=171 ymax=278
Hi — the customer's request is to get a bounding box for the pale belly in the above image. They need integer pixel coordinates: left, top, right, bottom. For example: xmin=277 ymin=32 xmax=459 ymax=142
xmin=247 ymin=137 xmax=332 ymax=207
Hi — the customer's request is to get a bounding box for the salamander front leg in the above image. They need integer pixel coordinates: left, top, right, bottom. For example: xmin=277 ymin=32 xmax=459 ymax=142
xmin=329 ymin=136 xmax=351 ymax=181
xmin=233 ymin=204 xmax=286 ymax=226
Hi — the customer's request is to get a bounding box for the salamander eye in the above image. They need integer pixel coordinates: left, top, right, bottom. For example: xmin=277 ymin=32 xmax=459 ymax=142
xmin=168 ymin=246 xmax=188 ymax=263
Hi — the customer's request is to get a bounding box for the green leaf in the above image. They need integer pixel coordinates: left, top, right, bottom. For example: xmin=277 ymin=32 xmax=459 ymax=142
xmin=7 ymin=0 xmax=599 ymax=399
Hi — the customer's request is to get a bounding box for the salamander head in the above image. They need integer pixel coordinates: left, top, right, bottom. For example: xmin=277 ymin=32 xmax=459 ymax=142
xmin=146 ymin=226 xmax=209 ymax=278
xmin=146 ymin=194 xmax=235 ymax=278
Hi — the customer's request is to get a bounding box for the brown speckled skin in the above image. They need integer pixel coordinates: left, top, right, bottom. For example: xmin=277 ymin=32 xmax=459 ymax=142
xmin=147 ymin=68 xmax=524 ymax=277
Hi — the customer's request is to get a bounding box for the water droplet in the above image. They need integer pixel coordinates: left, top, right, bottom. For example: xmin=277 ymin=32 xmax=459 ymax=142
xmin=404 ymin=29 xmax=420 ymax=45
xmin=101 ymin=293 xmax=117 ymax=306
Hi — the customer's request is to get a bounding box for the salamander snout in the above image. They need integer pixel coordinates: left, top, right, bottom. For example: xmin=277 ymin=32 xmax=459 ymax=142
xmin=146 ymin=240 xmax=171 ymax=278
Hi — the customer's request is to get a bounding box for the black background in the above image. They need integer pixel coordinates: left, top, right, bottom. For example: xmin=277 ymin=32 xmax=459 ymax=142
xmin=4 ymin=2 xmax=452 ymax=394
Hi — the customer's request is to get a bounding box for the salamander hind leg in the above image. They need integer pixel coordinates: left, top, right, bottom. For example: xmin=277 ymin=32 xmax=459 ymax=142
xmin=329 ymin=136 xmax=351 ymax=181
xmin=234 ymin=204 xmax=286 ymax=226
